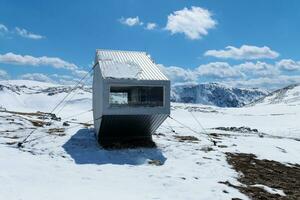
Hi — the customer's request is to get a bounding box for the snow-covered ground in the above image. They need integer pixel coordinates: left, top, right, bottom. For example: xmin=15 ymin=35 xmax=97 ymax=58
xmin=0 ymin=80 xmax=299 ymax=200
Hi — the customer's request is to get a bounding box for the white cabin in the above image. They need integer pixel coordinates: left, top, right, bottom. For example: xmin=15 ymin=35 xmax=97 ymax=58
xmin=93 ymin=49 xmax=170 ymax=146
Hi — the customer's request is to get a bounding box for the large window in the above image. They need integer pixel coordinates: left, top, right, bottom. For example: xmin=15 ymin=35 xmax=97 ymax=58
xmin=109 ymin=86 xmax=164 ymax=107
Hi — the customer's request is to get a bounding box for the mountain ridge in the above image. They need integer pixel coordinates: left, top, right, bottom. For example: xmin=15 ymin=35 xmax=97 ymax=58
xmin=2 ymin=80 xmax=300 ymax=108
xmin=249 ymin=83 xmax=300 ymax=106
xmin=171 ymin=82 xmax=269 ymax=107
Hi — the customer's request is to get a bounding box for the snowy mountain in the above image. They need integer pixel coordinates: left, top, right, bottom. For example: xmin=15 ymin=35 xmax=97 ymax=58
xmin=0 ymin=80 xmax=92 ymax=112
xmin=0 ymin=80 xmax=300 ymax=200
xmin=171 ymin=83 xmax=268 ymax=107
xmin=1 ymin=80 xmax=268 ymax=109
xmin=250 ymin=83 xmax=300 ymax=106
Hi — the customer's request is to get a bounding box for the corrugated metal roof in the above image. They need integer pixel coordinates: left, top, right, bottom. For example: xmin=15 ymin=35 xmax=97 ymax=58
xmin=95 ymin=49 xmax=169 ymax=81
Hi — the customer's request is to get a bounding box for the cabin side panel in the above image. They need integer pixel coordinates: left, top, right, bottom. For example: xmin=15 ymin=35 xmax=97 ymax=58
xmin=93 ymin=64 xmax=104 ymax=138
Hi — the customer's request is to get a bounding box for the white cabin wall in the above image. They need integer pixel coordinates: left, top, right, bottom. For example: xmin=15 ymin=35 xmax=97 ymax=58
xmin=92 ymin=63 xmax=104 ymax=138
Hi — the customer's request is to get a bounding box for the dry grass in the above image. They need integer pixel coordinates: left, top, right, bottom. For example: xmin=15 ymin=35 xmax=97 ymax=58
xmin=223 ymin=153 xmax=300 ymax=200
xmin=47 ymin=128 xmax=66 ymax=136
xmin=174 ymin=135 xmax=199 ymax=142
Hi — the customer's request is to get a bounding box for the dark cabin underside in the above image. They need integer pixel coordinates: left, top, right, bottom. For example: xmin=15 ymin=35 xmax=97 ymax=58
xmin=98 ymin=114 xmax=167 ymax=147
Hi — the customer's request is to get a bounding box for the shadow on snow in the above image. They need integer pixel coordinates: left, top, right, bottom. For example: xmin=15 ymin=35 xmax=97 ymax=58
xmin=62 ymin=128 xmax=167 ymax=165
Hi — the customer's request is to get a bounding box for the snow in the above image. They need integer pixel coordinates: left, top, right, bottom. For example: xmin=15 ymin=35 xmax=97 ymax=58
xmin=101 ymin=61 xmax=142 ymax=79
xmin=0 ymin=79 xmax=59 ymax=87
xmin=1 ymin=80 xmax=300 ymax=200
xmin=251 ymin=184 xmax=286 ymax=196
xmin=0 ymin=80 xmax=91 ymax=114
xmin=252 ymin=84 xmax=300 ymax=105
xmin=171 ymin=82 xmax=268 ymax=107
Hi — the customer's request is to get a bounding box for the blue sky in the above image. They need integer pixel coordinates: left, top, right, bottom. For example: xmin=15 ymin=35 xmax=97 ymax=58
xmin=1 ymin=0 xmax=300 ymax=89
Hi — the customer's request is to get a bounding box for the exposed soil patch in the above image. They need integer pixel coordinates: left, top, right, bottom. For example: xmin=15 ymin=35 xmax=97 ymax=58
xmin=199 ymin=146 xmax=214 ymax=152
xmin=47 ymin=128 xmax=66 ymax=136
xmin=29 ymin=119 xmax=47 ymax=127
xmin=209 ymin=133 xmax=222 ymax=139
xmin=148 ymin=159 xmax=163 ymax=166
xmin=0 ymin=110 xmax=61 ymax=122
xmin=174 ymin=135 xmax=199 ymax=142
xmin=224 ymin=153 xmax=300 ymax=200
xmin=153 ymin=132 xmax=166 ymax=137
xmin=1 ymin=109 xmax=48 ymax=117
xmin=214 ymin=126 xmax=259 ymax=133
xmin=65 ymin=121 xmax=93 ymax=128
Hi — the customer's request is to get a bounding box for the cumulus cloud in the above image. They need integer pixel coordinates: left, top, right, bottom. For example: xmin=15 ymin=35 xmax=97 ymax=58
xmin=20 ymin=73 xmax=54 ymax=83
xmin=276 ymin=59 xmax=300 ymax=71
xmin=18 ymin=73 xmax=88 ymax=85
xmin=237 ymin=61 xmax=280 ymax=77
xmin=0 ymin=69 xmax=9 ymax=79
xmin=51 ymin=74 xmax=83 ymax=85
xmin=159 ymin=57 xmax=300 ymax=89
xmin=165 ymin=6 xmax=216 ymax=40
xmin=119 ymin=16 xmax=143 ymax=26
xmin=0 ymin=24 xmax=8 ymax=33
xmin=72 ymin=69 xmax=89 ymax=78
xmin=15 ymin=27 xmax=44 ymax=40
xmin=145 ymin=22 xmax=157 ymax=30
xmin=197 ymin=62 xmax=244 ymax=79
xmin=0 ymin=52 xmax=91 ymax=85
xmin=225 ymin=75 xmax=300 ymax=90
xmin=0 ymin=23 xmax=45 ymax=39
xmin=159 ymin=62 xmax=244 ymax=85
xmin=159 ymin=64 xmax=198 ymax=83
xmin=0 ymin=52 xmax=77 ymax=70
xmin=204 ymin=45 xmax=279 ymax=60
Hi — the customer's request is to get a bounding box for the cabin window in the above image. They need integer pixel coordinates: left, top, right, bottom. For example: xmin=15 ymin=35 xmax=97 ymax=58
xmin=109 ymin=86 xmax=164 ymax=107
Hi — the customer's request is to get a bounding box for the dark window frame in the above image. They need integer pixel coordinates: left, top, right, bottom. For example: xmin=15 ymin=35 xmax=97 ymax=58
xmin=109 ymin=85 xmax=164 ymax=107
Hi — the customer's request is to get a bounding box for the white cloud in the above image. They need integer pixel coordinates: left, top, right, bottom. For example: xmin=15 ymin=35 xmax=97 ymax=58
xmin=0 ymin=24 xmax=8 ymax=33
xmin=0 ymin=69 xmax=9 ymax=79
xmin=276 ymin=59 xmax=300 ymax=71
xmin=51 ymin=74 xmax=82 ymax=85
xmin=165 ymin=6 xmax=216 ymax=40
xmin=57 ymin=79 xmax=80 ymax=85
xmin=20 ymin=73 xmax=54 ymax=83
xmin=72 ymin=69 xmax=89 ymax=78
xmin=0 ymin=52 xmax=91 ymax=84
xmin=159 ymin=59 xmax=300 ymax=89
xmin=225 ymin=75 xmax=300 ymax=90
xmin=51 ymin=74 xmax=73 ymax=79
xmin=0 ymin=52 xmax=77 ymax=70
xmin=0 ymin=23 xmax=45 ymax=39
xmin=159 ymin=62 xmax=244 ymax=84
xmin=18 ymin=73 xmax=87 ymax=85
xmin=119 ymin=16 xmax=143 ymax=26
xmin=15 ymin=27 xmax=44 ymax=40
xmin=197 ymin=62 xmax=244 ymax=79
xmin=237 ymin=61 xmax=279 ymax=77
xmin=158 ymin=64 xmax=198 ymax=83
xmin=204 ymin=45 xmax=279 ymax=60
xmin=145 ymin=23 xmax=157 ymax=30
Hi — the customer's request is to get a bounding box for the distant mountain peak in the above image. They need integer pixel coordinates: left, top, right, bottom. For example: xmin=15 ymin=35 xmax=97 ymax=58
xmin=250 ymin=83 xmax=300 ymax=105
xmin=171 ymin=82 xmax=269 ymax=107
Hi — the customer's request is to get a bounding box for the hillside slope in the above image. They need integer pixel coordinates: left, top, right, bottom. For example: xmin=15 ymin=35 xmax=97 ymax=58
xmin=171 ymin=83 xmax=268 ymax=107
xmin=0 ymin=80 xmax=92 ymax=114
xmin=250 ymin=84 xmax=300 ymax=106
